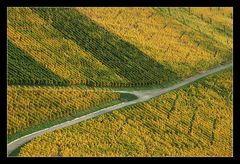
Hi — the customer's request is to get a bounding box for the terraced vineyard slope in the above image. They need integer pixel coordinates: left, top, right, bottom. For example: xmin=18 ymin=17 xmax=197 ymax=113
xmin=18 ymin=68 xmax=232 ymax=157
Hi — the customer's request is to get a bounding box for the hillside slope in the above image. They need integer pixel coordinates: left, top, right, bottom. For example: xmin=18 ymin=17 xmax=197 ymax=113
xmin=79 ymin=7 xmax=232 ymax=78
xmin=8 ymin=7 xmax=232 ymax=87
xmin=8 ymin=40 xmax=66 ymax=85
xmin=8 ymin=8 xmax=124 ymax=86
xmin=18 ymin=68 xmax=232 ymax=157
xmin=8 ymin=86 xmax=120 ymax=136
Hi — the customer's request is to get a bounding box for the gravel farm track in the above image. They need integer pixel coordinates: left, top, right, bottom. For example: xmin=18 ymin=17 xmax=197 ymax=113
xmin=7 ymin=62 xmax=233 ymax=156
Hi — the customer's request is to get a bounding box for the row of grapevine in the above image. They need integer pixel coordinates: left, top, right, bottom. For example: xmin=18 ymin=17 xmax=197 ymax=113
xmin=30 ymin=8 xmax=178 ymax=84
xmin=79 ymin=7 xmax=232 ymax=78
xmin=7 ymin=7 xmax=126 ymax=87
xmin=18 ymin=68 xmax=232 ymax=157
xmin=7 ymin=7 xmax=180 ymax=87
xmin=8 ymin=7 xmax=232 ymax=87
xmin=7 ymin=86 xmax=120 ymax=135
xmin=8 ymin=40 xmax=68 ymax=85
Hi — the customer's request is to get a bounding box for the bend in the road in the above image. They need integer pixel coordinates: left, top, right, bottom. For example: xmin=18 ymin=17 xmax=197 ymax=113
xmin=7 ymin=62 xmax=232 ymax=156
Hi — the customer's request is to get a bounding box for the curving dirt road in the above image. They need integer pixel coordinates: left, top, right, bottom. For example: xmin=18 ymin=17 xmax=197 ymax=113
xmin=7 ymin=63 xmax=232 ymax=156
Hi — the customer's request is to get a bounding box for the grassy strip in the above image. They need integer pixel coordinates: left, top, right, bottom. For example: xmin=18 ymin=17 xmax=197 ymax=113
xmin=8 ymin=143 xmax=26 ymax=157
xmin=8 ymin=146 xmax=21 ymax=157
xmin=106 ymin=67 xmax=233 ymax=115
xmin=8 ymin=68 xmax=232 ymax=156
xmin=7 ymin=64 xmax=232 ymax=143
xmin=7 ymin=100 xmax=121 ymax=143
xmin=8 ymin=139 xmax=34 ymax=157
xmin=7 ymin=93 xmax=138 ymax=156
xmin=119 ymin=92 xmax=138 ymax=101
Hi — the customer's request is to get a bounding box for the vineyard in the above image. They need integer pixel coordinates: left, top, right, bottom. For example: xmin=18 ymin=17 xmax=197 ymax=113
xmin=79 ymin=7 xmax=232 ymax=78
xmin=7 ymin=7 xmax=233 ymax=157
xmin=8 ymin=7 xmax=125 ymax=86
xmin=18 ymin=68 xmax=232 ymax=157
xmin=7 ymin=86 xmax=120 ymax=136
xmin=8 ymin=40 xmax=67 ymax=85
xmin=8 ymin=7 xmax=232 ymax=87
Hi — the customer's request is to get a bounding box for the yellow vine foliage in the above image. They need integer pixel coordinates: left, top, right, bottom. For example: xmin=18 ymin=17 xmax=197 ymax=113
xmin=190 ymin=7 xmax=232 ymax=30
xmin=19 ymin=68 xmax=232 ymax=157
xmin=78 ymin=7 xmax=232 ymax=77
xmin=8 ymin=7 xmax=124 ymax=85
xmin=7 ymin=86 xmax=120 ymax=135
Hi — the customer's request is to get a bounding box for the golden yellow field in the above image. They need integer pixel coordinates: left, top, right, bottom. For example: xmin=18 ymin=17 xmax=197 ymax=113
xmin=8 ymin=86 xmax=119 ymax=135
xmin=8 ymin=8 xmax=232 ymax=87
xmin=8 ymin=8 xmax=124 ymax=85
xmin=7 ymin=7 xmax=233 ymax=157
xmin=78 ymin=7 xmax=232 ymax=77
xmin=18 ymin=68 xmax=232 ymax=157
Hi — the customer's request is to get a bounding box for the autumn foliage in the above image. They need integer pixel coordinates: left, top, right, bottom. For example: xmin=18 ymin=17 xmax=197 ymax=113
xmin=8 ymin=86 xmax=120 ymax=135
xmin=19 ymin=69 xmax=232 ymax=157
xmin=8 ymin=7 xmax=232 ymax=87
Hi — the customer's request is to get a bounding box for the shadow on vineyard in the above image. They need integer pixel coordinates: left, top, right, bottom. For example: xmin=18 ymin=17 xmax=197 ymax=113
xmin=7 ymin=7 xmax=233 ymax=157
xmin=8 ymin=40 xmax=68 ymax=85
xmin=31 ymin=8 xmax=178 ymax=86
